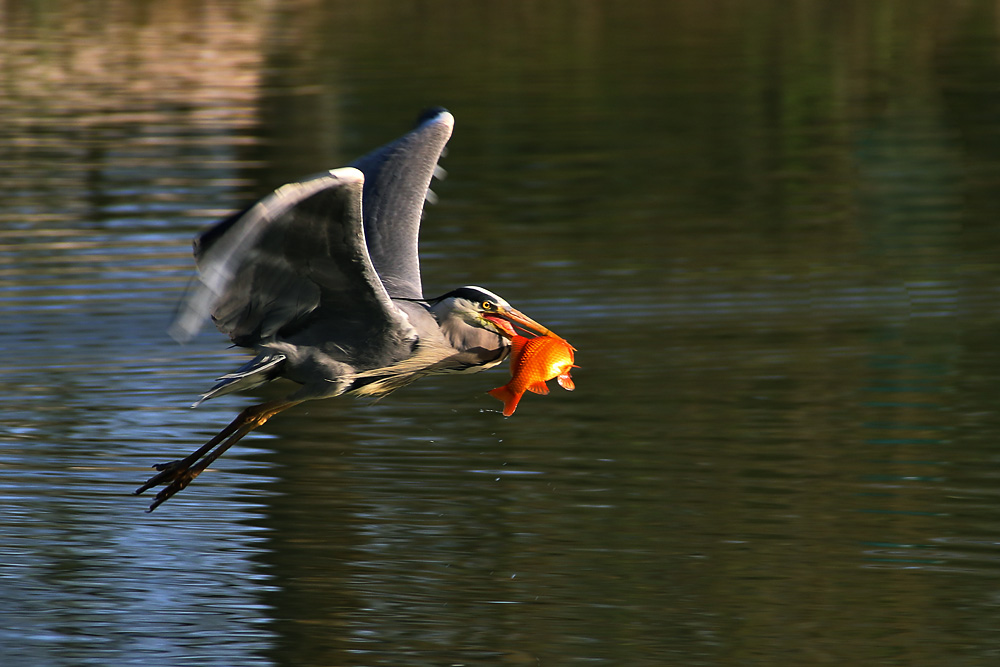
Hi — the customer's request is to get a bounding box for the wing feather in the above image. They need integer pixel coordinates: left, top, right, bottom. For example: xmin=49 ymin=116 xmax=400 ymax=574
xmin=350 ymin=108 xmax=454 ymax=299
xmin=170 ymin=167 xmax=412 ymax=363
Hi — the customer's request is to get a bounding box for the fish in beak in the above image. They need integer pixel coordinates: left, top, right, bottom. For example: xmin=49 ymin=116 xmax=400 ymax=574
xmin=485 ymin=305 xmax=555 ymax=340
xmin=488 ymin=334 xmax=577 ymax=416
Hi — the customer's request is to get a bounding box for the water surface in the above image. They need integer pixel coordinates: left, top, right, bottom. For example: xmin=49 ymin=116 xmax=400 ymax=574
xmin=4 ymin=2 xmax=1000 ymax=665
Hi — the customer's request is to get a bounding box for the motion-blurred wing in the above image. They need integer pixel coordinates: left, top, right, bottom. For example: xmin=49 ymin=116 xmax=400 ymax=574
xmin=350 ymin=108 xmax=454 ymax=300
xmin=170 ymin=167 xmax=410 ymax=356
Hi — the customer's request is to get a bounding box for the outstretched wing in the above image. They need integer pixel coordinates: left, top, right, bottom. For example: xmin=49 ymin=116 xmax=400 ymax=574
xmin=170 ymin=167 xmax=412 ymax=362
xmin=350 ymin=108 xmax=454 ymax=300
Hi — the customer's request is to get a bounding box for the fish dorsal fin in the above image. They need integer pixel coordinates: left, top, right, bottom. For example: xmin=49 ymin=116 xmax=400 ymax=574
xmin=511 ymin=335 xmax=529 ymax=355
xmin=509 ymin=335 xmax=530 ymax=369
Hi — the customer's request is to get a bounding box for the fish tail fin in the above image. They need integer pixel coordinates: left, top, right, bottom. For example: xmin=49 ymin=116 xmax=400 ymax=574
xmin=488 ymin=385 xmax=523 ymax=416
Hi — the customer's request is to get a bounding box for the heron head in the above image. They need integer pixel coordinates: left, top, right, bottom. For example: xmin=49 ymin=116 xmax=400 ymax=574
xmin=430 ymin=286 xmax=553 ymax=340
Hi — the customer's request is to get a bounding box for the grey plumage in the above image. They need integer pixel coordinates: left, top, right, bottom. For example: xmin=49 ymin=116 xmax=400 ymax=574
xmin=136 ymin=109 xmax=555 ymax=511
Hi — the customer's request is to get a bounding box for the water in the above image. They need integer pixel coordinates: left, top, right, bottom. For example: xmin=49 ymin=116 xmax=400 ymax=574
xmin=4 ymin=1 xmax=1000 ymax=664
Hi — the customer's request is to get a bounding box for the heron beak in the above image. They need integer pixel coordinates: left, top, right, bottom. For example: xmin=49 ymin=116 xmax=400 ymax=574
xmin=494 ymin=305 xmax=555 ymax=339
xmin=482 ymin=314 xmax=517 ymax=339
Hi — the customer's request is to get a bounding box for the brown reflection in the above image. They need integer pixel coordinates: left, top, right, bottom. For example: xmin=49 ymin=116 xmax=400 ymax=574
xmin=0 ymin=1 xmax=268 ymax=239
xmin=0 ymin=2 xmax=263 ymax=121
xmin=0 ymin=0 xmax=277 ymax=309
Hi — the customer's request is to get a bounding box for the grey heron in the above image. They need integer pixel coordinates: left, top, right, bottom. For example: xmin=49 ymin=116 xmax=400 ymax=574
xmin=135 ymin=108 xmax=557 ymax=511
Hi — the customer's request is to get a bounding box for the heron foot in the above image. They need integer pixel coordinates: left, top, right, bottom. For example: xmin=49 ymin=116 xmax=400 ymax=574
xmin=134 ymin=399 xmax=301 ymax=512
xmin=134 ymin=458 xmax=205 ymax=512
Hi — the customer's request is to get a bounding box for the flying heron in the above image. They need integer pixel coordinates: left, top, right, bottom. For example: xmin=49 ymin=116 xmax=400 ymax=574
xmin=135 ymin=108 xmax=557 ymax=511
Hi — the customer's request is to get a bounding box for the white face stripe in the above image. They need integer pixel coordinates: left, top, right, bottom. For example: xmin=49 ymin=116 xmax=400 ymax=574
xmin=460 ymin=285 xmax=510 ymax=308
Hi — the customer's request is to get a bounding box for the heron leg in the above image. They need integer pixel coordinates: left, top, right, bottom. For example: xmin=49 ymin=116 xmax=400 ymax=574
xmin=135 ymin=399 xmax=300 ymax=512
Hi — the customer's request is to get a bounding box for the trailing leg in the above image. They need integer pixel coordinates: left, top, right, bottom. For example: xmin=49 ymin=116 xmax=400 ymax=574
xmin=135 ymin=399 xmax=300 ymax=512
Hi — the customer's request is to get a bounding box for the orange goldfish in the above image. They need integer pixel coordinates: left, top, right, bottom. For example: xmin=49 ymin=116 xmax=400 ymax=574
xmin=488 ymin=334 xmax=576 ymax=416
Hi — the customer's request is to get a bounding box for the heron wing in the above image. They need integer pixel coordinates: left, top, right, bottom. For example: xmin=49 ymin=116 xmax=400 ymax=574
xmin=349 ymin=108 xmax=454 ymax=300
xmin=170 ymin=167 xmax=412 ymax=361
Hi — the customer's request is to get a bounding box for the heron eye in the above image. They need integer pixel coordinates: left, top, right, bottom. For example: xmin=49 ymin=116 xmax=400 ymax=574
xmin=481 ymin=301 xmax=493 ymax=310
